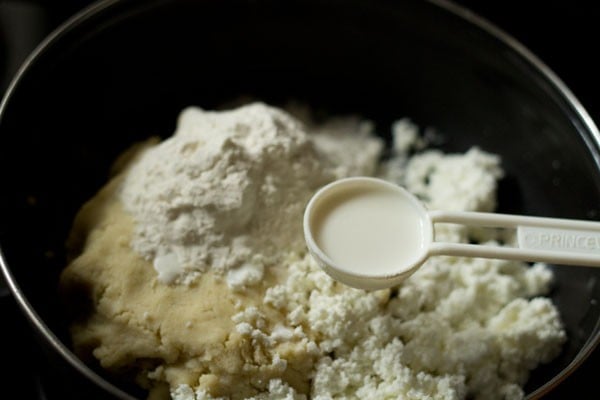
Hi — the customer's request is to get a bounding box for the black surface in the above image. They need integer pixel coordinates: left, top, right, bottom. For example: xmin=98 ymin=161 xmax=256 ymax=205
xmin=1 ymin=1 xmax=599 ymax=399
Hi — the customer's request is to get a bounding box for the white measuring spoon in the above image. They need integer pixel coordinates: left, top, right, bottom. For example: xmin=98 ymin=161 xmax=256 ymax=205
xmin=304 ymin=177 xmax=600 ymax=290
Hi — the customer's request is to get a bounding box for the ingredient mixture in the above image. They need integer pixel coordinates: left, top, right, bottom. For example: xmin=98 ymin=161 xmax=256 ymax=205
xmin=59 ymin=102 xmax=566 ymax=400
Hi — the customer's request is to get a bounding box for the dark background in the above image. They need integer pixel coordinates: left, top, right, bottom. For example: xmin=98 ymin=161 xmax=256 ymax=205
xmin=1 ymin=0 xmax=599 ymax=398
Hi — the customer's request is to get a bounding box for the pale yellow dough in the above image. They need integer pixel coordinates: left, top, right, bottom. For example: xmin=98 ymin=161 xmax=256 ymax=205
xmin=59 ymin=171 xmax=315 ymax=399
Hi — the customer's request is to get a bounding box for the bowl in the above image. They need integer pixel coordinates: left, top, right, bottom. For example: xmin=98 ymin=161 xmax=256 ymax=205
xmin=1 ymin=0 xmax=600 ymax=398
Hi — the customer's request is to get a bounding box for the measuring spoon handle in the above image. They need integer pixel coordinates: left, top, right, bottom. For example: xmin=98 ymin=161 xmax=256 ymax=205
xmin=428 ymin=210 xmax=600 ymax=267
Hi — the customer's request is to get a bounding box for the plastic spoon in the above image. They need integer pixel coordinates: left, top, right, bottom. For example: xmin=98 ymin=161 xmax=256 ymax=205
xmin=303 ymin=177 xmax=600 ymax=290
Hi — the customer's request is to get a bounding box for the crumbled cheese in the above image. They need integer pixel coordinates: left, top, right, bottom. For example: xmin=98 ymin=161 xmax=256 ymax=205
xmin=173 ymin=380 xmax=306 ymax=400
xmin=256 ymin=254 xmax=563 ymax=400
xmin=391 ymin=118 xmax=423 ymax=154
xmin=401 ymin=148 xmax=503 ymax=212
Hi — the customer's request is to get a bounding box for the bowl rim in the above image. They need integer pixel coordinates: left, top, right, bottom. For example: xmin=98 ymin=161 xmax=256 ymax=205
xmin=1 ymin=0 xmax=599 ymax=399
xmin=0 ymin=2 xmax=138 ymax=398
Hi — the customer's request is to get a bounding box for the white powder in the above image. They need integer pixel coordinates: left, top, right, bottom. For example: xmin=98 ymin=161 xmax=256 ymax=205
xmin=119 ymin=102 xmax=382 ymax=287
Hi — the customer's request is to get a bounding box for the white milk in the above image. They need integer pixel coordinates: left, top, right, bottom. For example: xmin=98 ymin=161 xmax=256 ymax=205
xmin=310 ymin=185 xmax=426 ymax=276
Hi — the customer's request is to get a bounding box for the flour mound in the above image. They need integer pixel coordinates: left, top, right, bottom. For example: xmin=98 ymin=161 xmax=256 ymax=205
xmin=119 ymin=103 xmax=382 ymax=286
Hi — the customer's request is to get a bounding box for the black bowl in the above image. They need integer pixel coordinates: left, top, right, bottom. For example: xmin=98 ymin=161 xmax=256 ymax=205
xmin=1 ymin=0 xmax=600 ymax=398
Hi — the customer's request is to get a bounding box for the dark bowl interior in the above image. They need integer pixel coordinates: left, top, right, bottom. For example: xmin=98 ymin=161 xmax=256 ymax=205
xmin=2 ymin=0 xmax=600 ymax=398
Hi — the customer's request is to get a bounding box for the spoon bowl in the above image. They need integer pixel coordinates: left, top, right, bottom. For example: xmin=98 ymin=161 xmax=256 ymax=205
xmin=304 ymin=177 xmax=433 ymax=290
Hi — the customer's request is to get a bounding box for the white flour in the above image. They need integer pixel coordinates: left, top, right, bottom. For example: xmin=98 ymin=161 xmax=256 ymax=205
xmin=119 ymin=103 xmax=382 ymax=287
